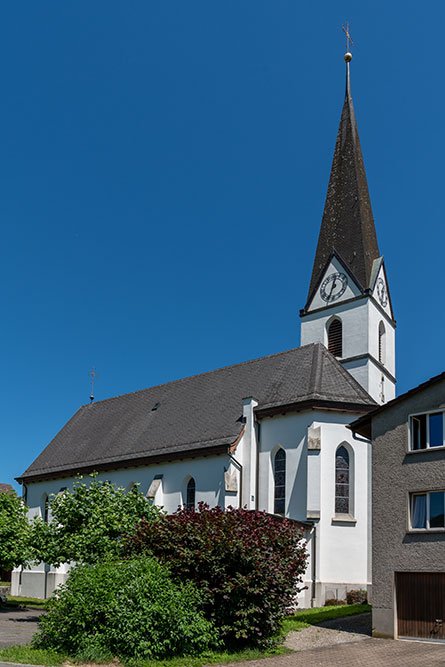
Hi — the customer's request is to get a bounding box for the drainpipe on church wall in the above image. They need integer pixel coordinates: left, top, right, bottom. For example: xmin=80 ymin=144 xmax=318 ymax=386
xmin=255 ymin=420 xmax=261 ymax=511
xmin=310 ymin=522 xmax=317 ymax=607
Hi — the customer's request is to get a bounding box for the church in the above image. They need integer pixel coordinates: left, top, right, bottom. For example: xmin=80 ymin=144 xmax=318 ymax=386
xmin=13 ymin=52 xmax=396 ymax=607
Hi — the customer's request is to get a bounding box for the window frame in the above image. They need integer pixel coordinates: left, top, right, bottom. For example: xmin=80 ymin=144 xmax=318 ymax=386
xmin=273 ymin=448 xmax=286 ymax=516
xmin=409 ymin=490 xmax=445 ymax=532
xmin=378 ymin=320 xmax=386 ymax=365
xmin=408 ymin=409 xmax=445 ymax=452
xmin=334 ymin=445 xmax=350 ymax=515
xmin=185 ymin=477 xmax=196 ymax=511
xmin=327 ymin=318 xmax=343 ymax=358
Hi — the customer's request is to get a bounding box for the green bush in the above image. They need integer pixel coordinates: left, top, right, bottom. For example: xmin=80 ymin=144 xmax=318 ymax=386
xmin=125 ymin=504 xmax=308 ymax=648
xmin=33 ymin=556 xmax=219 ymax=660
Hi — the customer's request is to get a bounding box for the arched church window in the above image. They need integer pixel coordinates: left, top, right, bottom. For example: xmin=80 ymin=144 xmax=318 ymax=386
xmin=378 ymin=321 xmax=386 ymax=365
xmin=185 ymin=477 xmax=196 ymax=510
xmin=42 ymin=494 xmax=49 ymax=523
xmin=335 ymin=446 xmax=350 ymax=514
xmin=274 ymin=448 xmax=286 ymax=515
xmin=328 ymin=319 xmax=342 ymax=357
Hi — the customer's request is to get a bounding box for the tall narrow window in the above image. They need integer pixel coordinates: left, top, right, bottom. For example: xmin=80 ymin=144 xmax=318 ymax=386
xmin=185 ymin=478 xmax=195 ymax=510
xmin=274 ymin=449 xmax=286 ymax=515
xmin=378 ymin=321 xmax=386 ymax=364
xmin=335 ymin=446 xmax=350 ymax=514
xmin=42 ymin=494 xmax=49 ymax=523
xmin=328 ymin=319 xmax=342 ymax=357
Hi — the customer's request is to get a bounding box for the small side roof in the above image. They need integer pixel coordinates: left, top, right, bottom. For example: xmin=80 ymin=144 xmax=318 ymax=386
xmin=18 ymin=343 xmax=375 ymax=484
xmin=349 ymin=370 xmax=445 ymax=439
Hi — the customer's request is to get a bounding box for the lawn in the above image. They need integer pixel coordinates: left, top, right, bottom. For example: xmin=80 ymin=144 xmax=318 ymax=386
xmin=282 ymin=602 xmax=371 ymax=634
xmin=0 ymin=603 xmax=371 ymax=667
xmin=4 ymin=595 xmax=47 ymax=609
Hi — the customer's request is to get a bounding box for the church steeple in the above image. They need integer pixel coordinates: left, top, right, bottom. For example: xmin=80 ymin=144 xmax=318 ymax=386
xmin=305 ymin=56 xmax=380 ymax=307
xmin=300 ymin=48 xmax=396 ymax=405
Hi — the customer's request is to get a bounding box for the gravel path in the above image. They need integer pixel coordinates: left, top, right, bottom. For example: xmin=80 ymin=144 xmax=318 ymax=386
xmin=284 ymin=612 xmax=371 ymax=651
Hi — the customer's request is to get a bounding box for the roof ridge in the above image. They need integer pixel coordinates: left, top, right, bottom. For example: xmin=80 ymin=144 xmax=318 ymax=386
xmin=80 ymin=344 xmax=320 ymax=408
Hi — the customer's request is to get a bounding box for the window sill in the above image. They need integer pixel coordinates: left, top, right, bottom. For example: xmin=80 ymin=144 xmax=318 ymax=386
xmin=332 ymin=514 xmax=357 ymax=524
xmin=407 ymin=528 xmax=445 ymax=534
xmin=407 ymin=445 xmax=445 ymax=454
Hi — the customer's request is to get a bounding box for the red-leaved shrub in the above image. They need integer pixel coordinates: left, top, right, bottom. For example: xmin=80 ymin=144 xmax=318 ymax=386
xmin=124 ymin=503 xmax=308 ymax=647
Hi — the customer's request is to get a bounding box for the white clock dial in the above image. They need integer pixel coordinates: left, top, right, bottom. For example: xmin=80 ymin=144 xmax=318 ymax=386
xmin=320 ymin=272 xmax=348 ymax=303
xmin=376 ymin=277 xmax=388 ymax=307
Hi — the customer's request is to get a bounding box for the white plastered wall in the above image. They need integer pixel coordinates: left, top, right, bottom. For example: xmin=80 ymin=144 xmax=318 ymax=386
xmin=257 ymin=409 xmax=370 ymax=606
xmin=301 ymin=296 xmax=396 ymax=403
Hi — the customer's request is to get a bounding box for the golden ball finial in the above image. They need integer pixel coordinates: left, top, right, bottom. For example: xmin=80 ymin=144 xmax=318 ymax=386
xmin=344 ymin=52 xmax=352 ymax=62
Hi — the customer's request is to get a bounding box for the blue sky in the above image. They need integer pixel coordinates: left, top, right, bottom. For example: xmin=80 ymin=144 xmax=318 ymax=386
xmin=2 ymin=1 xmax=444 ymax=490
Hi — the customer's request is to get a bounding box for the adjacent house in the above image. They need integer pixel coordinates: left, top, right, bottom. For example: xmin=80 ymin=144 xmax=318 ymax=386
xmin=350 ymin=372 xmax=445 ymax=641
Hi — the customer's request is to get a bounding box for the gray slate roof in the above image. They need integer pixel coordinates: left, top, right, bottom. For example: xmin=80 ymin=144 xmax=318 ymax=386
xmin=306 ymin=61 xmax=380 ymax=305
xmin=18 ymin=343 xmax=375 ymax=482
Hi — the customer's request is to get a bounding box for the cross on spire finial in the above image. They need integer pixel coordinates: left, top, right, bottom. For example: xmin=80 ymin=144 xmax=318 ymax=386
xmin=342 ymin=22 xmax=353 ymax=53
xmin=88 ymin=367 xmax=98 ymax=403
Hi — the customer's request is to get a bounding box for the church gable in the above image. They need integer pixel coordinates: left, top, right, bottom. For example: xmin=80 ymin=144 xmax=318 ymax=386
xmin=306 ymin=252 xmax=363 ymax=312
xmin=370 ymin=259 xmax=394 ymax=320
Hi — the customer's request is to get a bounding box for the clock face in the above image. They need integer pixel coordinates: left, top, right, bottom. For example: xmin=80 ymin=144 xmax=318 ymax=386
xmin=376 ymin=277 xmax=388 ymax=307
xmin=320 ymin=272 xmax=348 ymax=303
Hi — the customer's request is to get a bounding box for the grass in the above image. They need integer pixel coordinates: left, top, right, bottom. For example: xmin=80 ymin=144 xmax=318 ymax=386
xmin=0 ymin=580 xmax=11 ymax=586
xmin=0 ymin=645 xmax=64 ymax=666
xmin=4 ymin=595 xmax=47 ymax=608
xmin=0 ymin=604 xmax=371 ymax=667
xmin=281 ymin=603 xmax=371 ymax=634
xmin=0 ymin=645 xmax=290 ymax=667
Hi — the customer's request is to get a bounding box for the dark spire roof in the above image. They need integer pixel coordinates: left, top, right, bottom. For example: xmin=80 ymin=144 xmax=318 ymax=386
xmin=306 ymin=59 xmax=380 ymax=304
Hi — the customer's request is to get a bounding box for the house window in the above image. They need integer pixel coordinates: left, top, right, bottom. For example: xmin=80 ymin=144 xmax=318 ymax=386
xmin=328 ymin=319 xmax=342 ymax=357
xmin=411 ymin=491 xmax=445 ymax=530
xmin=274 ymin=449 xmax=286 ymax=515
xmin=378 ymin=321 xmax=386 ymax=365
xmin=185 ymin=478 xmax=195 ymax=510
xmin=335 ymin=446 xmax=349 ymax=514
xmin=411 ymin=412 xmax=444 ymax=450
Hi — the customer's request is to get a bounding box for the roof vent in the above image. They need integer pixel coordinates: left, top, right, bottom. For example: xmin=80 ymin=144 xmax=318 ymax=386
xmin=152 ymin=402 xmax=161 ymax=411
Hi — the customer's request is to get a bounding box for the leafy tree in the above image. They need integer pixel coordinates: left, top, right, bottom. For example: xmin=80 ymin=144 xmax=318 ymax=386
xmin=125 ymin=503 xmax=308 ymax=647
xmin=0 ymin=489 xmax=31 ymax=571
xmin=31 ymin=475 xmax=161 ymax=566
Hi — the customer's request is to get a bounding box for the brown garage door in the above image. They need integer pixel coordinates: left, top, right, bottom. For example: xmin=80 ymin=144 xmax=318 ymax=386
xmin=396 ymin=572 xmax=445 ymax=640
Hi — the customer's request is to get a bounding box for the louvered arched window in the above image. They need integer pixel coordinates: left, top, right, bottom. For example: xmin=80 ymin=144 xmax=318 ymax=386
xmin=274 ymin=449 xmax=286 ymax=515
xmin=328 ymin=319 xmax=343 ymax=357
xmin=185 ymin=477 xmax=196 ymax=510
xmin=335 ymin=446 xmax=350 ymax=514
xmin=378 ymin=321 xmax=386 ymax=365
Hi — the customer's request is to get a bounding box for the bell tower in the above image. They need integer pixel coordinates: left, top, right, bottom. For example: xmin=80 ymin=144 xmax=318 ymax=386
xmin=300 ymin=51 xmax=396 ymax=404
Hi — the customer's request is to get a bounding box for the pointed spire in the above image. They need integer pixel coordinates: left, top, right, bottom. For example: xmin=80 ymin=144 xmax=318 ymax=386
xmin=306 ymin=54 xmax=380 ymax=305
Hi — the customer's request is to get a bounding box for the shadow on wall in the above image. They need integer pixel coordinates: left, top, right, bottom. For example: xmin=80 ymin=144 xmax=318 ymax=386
xmin=402 ymin=532 xmax=445 ymax=545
